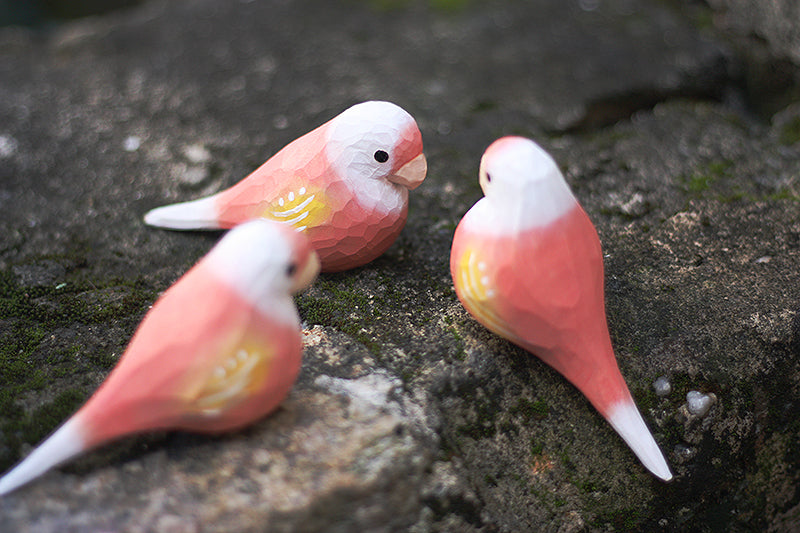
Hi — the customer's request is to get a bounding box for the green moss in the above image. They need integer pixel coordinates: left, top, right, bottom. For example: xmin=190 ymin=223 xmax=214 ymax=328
xmin=779 ymin=116 xmax=800 ymax=146
xmin=529 ymin=438 xmax=544 ymax=457
xmin=687 ymin=173 xmax=713 ymax=194
xmin=530 ymin=400 xmax=550 ymax=420
xmin=457 ymin=421 xmax=495 ymax=440
xmin=679 ymin=159 xmax=733 ymax=197
xmin=296 ymin=291 xmax=350 ymax=326
xmin=679 ymin=173 xmax=800 ymax=203
xmin=0 ymin=335 xmax=45 ymax=387
xmin=631 ymin=383 xmax=656 ymax=414
xmin=498 ymin=419 xmax=517 ymax=435
xmin=443 ymin=316 xmax=466 ymax=361
xmin=717 ymin=185 xmax=747 ymax=203
xmin=690 ymin=8 xmax=714 ymax=30
xmin=509 ymin=397 xmax=550 ymax=421
xmin=578 ymin=479 xmax=600 ymax=494
xmin=298 ymin=268 xmax=449 ymax=364
xmin=455 ymin=390 xmax=502 ymax=440
xmin=677 ymin=157 xmax=799 ymax=204
xmin=0 ymin=262 xmax=158 ymax=471
xmin=558 ymin=449 xmax=575 ymax=473
xmin=591 ymin=508 xmax=644 ymax=531
xmin=15 ymin=389 xmax=87 ymax=444
xmin=668 ymin=372 xmax=692 ymax=399
xmin=296 ymin=275 xmax=383 ymax=356
xmin=707 ymin=160 xmax=733 ymax=176
xmin=766 ymin=187 xmax=800 ymax=201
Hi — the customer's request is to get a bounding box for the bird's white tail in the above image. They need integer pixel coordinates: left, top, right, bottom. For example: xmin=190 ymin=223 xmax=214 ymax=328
xmin=606 ymin=400 xmax=673 ymax=481
xmin=0 ymin=418 xmax=87 ymax=496
xmin=143 ymin=194 xmax=221 ymax=230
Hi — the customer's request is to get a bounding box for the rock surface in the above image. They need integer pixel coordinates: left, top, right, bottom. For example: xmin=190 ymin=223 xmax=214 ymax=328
xmin=0 ymin=0 xmax=799 ymax=531
xmin=704 ymin=0 xmax=800 ymax=115
xmin=706 ymin=0 xmax=800 ymax=64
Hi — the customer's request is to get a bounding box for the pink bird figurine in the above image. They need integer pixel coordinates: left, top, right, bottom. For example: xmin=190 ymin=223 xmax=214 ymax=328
xmin=0 ymin=219 xmax=320 ymax=495
xmin=450 ymin=136 xmax=672 ymax=481
xmin=144 ymin=101 xmax=427 ymax=272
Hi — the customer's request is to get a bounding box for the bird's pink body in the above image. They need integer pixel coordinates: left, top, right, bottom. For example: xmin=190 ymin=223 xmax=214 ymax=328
xmin=144 ymin=101 xmax=427 ymax=272
xmin=77 ymin=262 xmax=302 ymax=446
xmin=0 ymin=219 xmax=319 ymax=495
xmin=451 ymin=136 xmax=672 ymax=480
xmin=210 ymin=121 xmax=420 ymax=271
xmin=451 ymin=203 xmax=631 ymax=420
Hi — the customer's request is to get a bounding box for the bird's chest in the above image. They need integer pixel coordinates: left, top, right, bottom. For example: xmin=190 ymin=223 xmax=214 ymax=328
xmin=454 ymin=207 xmax=602 ymax=324
xmin=262 ymin=176 xmax=406 ymax=230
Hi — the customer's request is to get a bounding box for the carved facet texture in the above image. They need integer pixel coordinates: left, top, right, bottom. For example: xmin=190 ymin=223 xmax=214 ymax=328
xmin=0 ymin=220 xmax=319 ymax=496
xmin=144 ymin=101 xmax=426 ymax=272
xmin=450 ymin=136 xmax=672 ymax=481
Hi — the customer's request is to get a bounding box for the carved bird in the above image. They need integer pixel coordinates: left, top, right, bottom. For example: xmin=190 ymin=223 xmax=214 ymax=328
xmin=144 ymin=101 xmax=427 ymax=272
xmin=0 ymin=219 xmax=319 ymax=495
xmin=450 ymin=136 xmax=672 ymax=481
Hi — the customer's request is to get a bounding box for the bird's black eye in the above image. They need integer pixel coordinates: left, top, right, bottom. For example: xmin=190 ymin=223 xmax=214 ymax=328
xmin=374 ymin=150 xmax=389 ymax=163
xmin=485 ymin=173 xmax=492 ymax=183
xmin=286 ymin=263 xmax=297 ymax=277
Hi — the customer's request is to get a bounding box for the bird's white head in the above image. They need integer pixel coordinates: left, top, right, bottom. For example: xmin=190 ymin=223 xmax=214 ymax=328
xmin=205 ymin=219 xmax=319 ymax=316
xmin=325 ymin=101 xmax=427 ymax=197
xmin=478 ymin=136 xmax=577 ymax=230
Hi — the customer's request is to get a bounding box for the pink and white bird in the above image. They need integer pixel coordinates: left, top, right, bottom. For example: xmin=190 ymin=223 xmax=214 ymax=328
xmin=450 ymin=136 xmax=672 ymax=481
xmin=0 ymin=219 xmax=320 ymax=496
xmin=144 ymin=101 xmax=427 ymax=272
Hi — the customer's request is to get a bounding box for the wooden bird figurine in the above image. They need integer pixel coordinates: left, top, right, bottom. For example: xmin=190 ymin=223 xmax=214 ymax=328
xmin=0 ymin=219 xmax=319 ymax=495
xmin=450 ymin=136 xmax=672 ymax=480
xmin=144 ymin=101 xmax=427 ymax=272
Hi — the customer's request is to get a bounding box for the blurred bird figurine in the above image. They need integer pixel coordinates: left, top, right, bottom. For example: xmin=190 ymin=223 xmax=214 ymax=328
xmin=144 ymin=101 xmax=427 ymax=272
xmin=0 ymin=219 xmax=320 ymax=495
xmin=450 ymin=136 xmax=672 ymax=481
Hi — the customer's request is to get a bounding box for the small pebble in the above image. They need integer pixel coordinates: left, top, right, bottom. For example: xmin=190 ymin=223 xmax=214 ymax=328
xmin=272 ymin=115 xmax=289 ymax=130
xmin=0 ymin=134 xmax=18 ymax=158
xmin=123 ymin=136 xmax=141 ymax=152
xmin=686 ymin=390 xmax=715 ymax=417
xmin=653 ymin=376 xmax=671 ymax=397
xmin=673 ymin=443 xmax=697 ymax=463
xmin=619 ymin=192 xmax=648 ymax=217
xmin=179 ymin=166 xmax=210 ymax=186
xmin=182 ymin=143 xmax=211 ymax=164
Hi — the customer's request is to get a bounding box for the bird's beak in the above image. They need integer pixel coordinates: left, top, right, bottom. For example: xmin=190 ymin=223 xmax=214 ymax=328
xmin=388 ymin=153 xmax=427 ymax=190
xmin=292 ymin=251 xmax=320 ymax=293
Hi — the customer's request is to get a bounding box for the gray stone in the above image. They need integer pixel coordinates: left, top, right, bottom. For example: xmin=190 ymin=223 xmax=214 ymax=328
xmin=654 ymin=376 xmax=672 ymax=397
xmin=704 ymin=0 xmax=800 ymax=114
xmin=707 ymin=0 xmax=800 ymax=65
xmin=0 ymin=0 xmax=799 ymax=531
xmin=12 ymin=260 xmax=67 ymax=288
xmin=686 ymin=390 xmax=716 ymax=417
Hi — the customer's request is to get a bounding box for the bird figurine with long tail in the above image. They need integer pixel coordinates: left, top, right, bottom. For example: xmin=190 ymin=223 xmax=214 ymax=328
xmin=144 ymin=101 xmax=427 ymax=272
xmin=450 ymin=136 xmax=672 ymax=481
xmin=0 ymin=218 xmax=320 ymax=496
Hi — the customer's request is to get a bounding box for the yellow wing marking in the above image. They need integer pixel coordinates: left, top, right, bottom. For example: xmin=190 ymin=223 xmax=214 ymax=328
xmin=189 ymin=342 xmax=272 ymax=416
xmin=263 ymin=186 xmax=331 ymax=232
xmin=457 ymin=248 xmax=516 ymax=340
